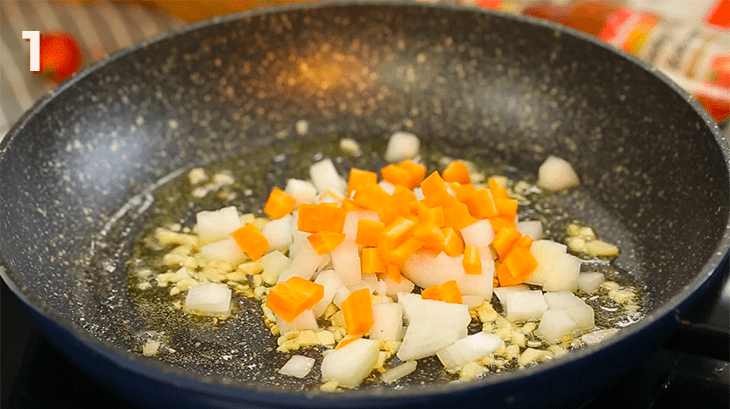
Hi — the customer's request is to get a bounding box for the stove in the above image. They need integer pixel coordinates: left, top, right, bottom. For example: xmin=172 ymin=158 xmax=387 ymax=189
xmin=2 ymin=266 xmax=728 ymax=409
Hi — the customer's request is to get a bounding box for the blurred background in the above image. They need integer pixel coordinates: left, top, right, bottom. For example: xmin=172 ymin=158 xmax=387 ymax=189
xmin=0 ymin=0 xmax=728 ymax=137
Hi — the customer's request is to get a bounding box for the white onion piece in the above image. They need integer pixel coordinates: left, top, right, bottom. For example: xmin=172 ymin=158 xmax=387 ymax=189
xmin=370 ymin=303 xmax=404 ymax=341
xmin=537 ymin=309 xmax=579 ymax=343
xmin=384 ymin=131 xmax=420 ymax=163
xmin=516 ymin=220 xmax=544 ymax=240
xmin=347 ymin=281 xmax=375 ymax=294
xmin=198 ymin=238 xmax=247 ymax=265
xmin=541 ymin=253 xmax=581 ymax=292
xmin=331 ymin=242 xmax=362 ymax=285
xmin=578 ymin=272 xmax=605 ymax=294
xmin=342 ymin=211 xmax=380 ymax=242
xmin=333 ymin=285 xmax=351 ymax=308
xmin=381 ymin=361 xmax=417 ymax=383
xmin=312 ymin=269 xmax=343 ymax=317
xmin=501 ymin=290 xmax=548 ymax=322
xmin=493 ymin=285 xmax=530 ymax=305
xmin=184 ymin=283 xmax=231 ymax=317
xmin=321 ymin=338 xmax=380 ymax=388
xmin=382 ymin=275 xmax=415 ymax=299
xmin=279 ymin=241 xmax=323 ymax=282
xmin=397 ymin=321 xmax=467 ymax=361
xmin=261 ymin=215 xmax=293 ymax=251
xmin=278 ymin=309 xmax=319 ymax=333
xmin=462 ymin=295 xmax=486 ymax=308
xmin=407 ymin=252 xmax=494 ymax=299
xmin=288 ymin=230 xmax=310 ymax=261
xmin=525 ymin=240 xmax=568 ymax=286
xmin=378 ymin=180 xmax=396 ymax=195
xmin=436 ymin=332 xmax=504 ymax=371
xmin=257 ymin=251 xmax=291 ymax=285
xmin=403 ymin=252 xmax=441 ymax=288
xmin=460 ymin=219 xmax=495 ymax=247
xmin=537 ymin=155 xmax=580 ymax=191
xmin=279 ymin=355 xmax=315 ymax=379
xmin=316 ymin=254 xmax=333 ymax=272
xmin=309 ymin=159 xmax=347 ymax=198
xmin=284 ymin=179 xmax=317 ymax=205
xmin=543 ymin=291 xmax=595 ymax=329
xmin=397 ymin=293 xmax=471 ymax=328
xmin=413 ymin=187 xmax=425 ymax=201
xmin=195 ymin=206 xmax=242 ymax=244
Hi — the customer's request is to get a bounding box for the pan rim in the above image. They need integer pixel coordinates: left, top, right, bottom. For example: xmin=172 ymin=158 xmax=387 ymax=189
xmin=1 ymin=0 xmax=729 ymax=404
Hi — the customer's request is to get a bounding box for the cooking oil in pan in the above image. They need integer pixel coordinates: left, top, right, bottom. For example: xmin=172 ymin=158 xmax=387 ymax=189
xmin=124 ymin=135 xmax=647 ymax=389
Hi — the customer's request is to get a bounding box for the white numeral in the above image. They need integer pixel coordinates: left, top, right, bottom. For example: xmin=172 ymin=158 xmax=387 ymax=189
xmin=23 ymin=30 xmax=40 ymax=72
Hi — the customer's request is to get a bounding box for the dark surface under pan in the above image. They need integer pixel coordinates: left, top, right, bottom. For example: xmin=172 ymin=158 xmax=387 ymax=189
xmin=0 ymin=2 xmax=729 ymax=408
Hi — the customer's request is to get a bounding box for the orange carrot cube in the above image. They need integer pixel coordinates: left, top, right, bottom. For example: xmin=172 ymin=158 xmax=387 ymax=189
xmin=421 ymin=284 xmax=441 ymax=301
xmin=398 ymin=160 xmax=427 ymax=188
xmin=264 ymin=187 xmax=297 ymax=219
xmin=441 ymin=227 xmax=464 ymax=257
xmin=307 ymin=231 xmax=346 ymax=255
xmin=231 ymin=224 xmax=270 ymax=260
xmin=352 ymin=182 xmax=391 ymax=211
xmin=420 ymin=171 xmax=449 ymax=207
xmin=463 ymin=245 xmax=482 ymax=275
xmin=443 ymin=202 xmax=478 ymax=231
xmin=356 ymin=219 xmax=386 ymax=247
xmin=266 ymin=276 xmax=324 ymax=322
xmin=491 ymin=227 xmax=522 ymax=259
xmin=463 ymin=189 xmax=499 ymax=219
xmin=438 ymin=280 xmax=463 ymax=304
xmin=361 ymin=247 xmax=387 ymax=274
xmin=381 ymin=164 xmax=412 ymax=187
xmin=442 ymin=161 xmax=471 ymax=185
xmin=341 ymin=288 xmax=374 ymax=336
xmin=348 ymin=168 xmax=378 ymax=195
xmin=297 ymin=204 xmax=347 ymax=233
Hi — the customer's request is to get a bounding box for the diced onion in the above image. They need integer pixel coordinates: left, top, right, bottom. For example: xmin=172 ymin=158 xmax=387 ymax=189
xmin=436 ymin=332 xmax=504 ymax=371
xmin=284 ymin=179 xmax=317 ymax=205
xmin=279 ymin=355 xmax=315 ymax=378
xmin=184 ymin=282 xmax=232 ymax=317
xmin=537 ymin=155 xmax=580 ymax=191
xmin=536 ymin=309 xmax=578 ymax=343
xmin=312 ymin=269 xmax=343 ymax=317
xmin=516 ymin=220 xmax=544 ymax=240
xmin=384 ymin=131 xmax=420 ymax=163
xmin=578 ymin=272 xmax=605 ymax=294
xmin=198 ymin=237 xmax=247 ymax=265
xmin=370 ymin=303 xmax=404 ymax=341
xmin=257 ymin=251 xmax=291 ymax=285
xmin=309 ymin=159 xmax=347 ymax=198
xmin=501 ymin=290 xmax=548 ymax=322
xmin=460 ymin=219 xmax=495 ymax=247
xmin=278 ymin=309 xmax=318 ymax=333
xmin=381 ymin=361 xmax=417 ymax=383
xmin=331 ymin=242 xmax=362 ymax=285
xmin=261 ymin=215 xmax=293 ymax=251
xmin=321 ymin=338 xmax=380 ymax=387
xmin=195 ymin=206 xmax=242 ymax=244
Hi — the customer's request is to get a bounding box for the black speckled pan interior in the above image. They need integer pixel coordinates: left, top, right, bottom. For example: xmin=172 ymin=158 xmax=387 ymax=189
xmin=1 ymin=2 xmax=729 ymax=408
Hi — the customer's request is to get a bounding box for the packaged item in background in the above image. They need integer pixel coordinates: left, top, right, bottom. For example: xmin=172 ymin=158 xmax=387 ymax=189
xmin=472 ymin=0 xmax=729 ymax=124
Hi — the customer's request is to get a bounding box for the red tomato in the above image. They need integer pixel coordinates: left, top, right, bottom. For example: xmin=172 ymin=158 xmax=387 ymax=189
xmin=35 ymin=31 xmax=82 ymax=83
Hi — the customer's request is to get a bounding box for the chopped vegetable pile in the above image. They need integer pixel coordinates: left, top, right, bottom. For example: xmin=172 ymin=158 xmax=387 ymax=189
xmin=130 ymin=132 xmax=645 ymax=389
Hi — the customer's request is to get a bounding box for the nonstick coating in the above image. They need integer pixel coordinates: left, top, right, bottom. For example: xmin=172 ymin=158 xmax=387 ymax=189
xmin=1 ymin=2 xmax=729 ymax=408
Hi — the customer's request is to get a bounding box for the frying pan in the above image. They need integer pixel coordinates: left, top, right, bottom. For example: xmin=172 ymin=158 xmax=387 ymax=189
xmin=1 ymin=2 xmax=729 ymax=408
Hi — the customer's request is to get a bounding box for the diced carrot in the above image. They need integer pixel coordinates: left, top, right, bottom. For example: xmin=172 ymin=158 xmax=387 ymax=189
xmin=438 ymin=280 xmax=463 ymax=304
xmin=348 ymin=168 xmax=378 ymax=195
xmin=264 ymin=187 xmax=296 ymax=219
xmin=463 ymin=189 xmax=499 ymax=219
xmin=442 ymin=161 xmax=471 ymax=185
xmin=341 ymin=288 xmax=374 ymax=336
xmin=231 ymin=224 xmax=270 ymax=260
xmin=441 ymin=227 xmax=464 ymax=257
xmin=488 ymin=178 xmax=510 ymax=199
xmin=387 ymin=236 xmax=424 ymax=265
xmin=496 ymin=263 xmax=522 ymax=287
xmin=451 ymin=183 xmax=476 ymax=203
xmin=502 ymin=246 xmax=538 ymax=281
xmin=495 ymin=197 xmax=518 ymax=218
xmin=398 ymin=160 xmax=427 ymax=188
xmin=356 ymin=219 xmax=385 ymax=247
xmin=390 ymin=185 xmax=418 ymax=219
xmin=352 ymin=182 xmax=391 ymax=212
xmin=488 ymin=216 xmax=517 ymax=233
xmin=317 ymin=189 xmax=344 ymax=204
xmin=336 ymin=335 xmax=361 ymax=350
xmin=381 ymin=164 xmax=411 ymax=187
xmin=491 ymin=227 xmax=522 ymax=259
xmin=307 ymin=231 xmax=346 ymax=255
xmin=341 ymin=198 xmax=366 ymax=212
xmin=443 ymin=202 xmax=477 ymax=231
xmin=412 ymin=222 xmax=447 ymax=248
xmin=463 ymin=245 xmax=482 ymax=275
xmin=420 ymin=171 xmax=449 ymax=207
xmin=416 ymin=205 xmax=446 ymax=228
xmin=515 ymin=235 xmax=533 ymax=250
xmin=361 ymin=247 xmax=387 ymax=274
xmin=266 ymin=276 xmax=324 ymax=322
xmin=378 ymin=217 xmax=417 ymax=251
xmin=386 ymin=263 xmax=402 ymax=283
xmin=297 ymin=204 xmax=347 ymax=233
xmin=421 ymin=284 xmax=440 ymax=301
